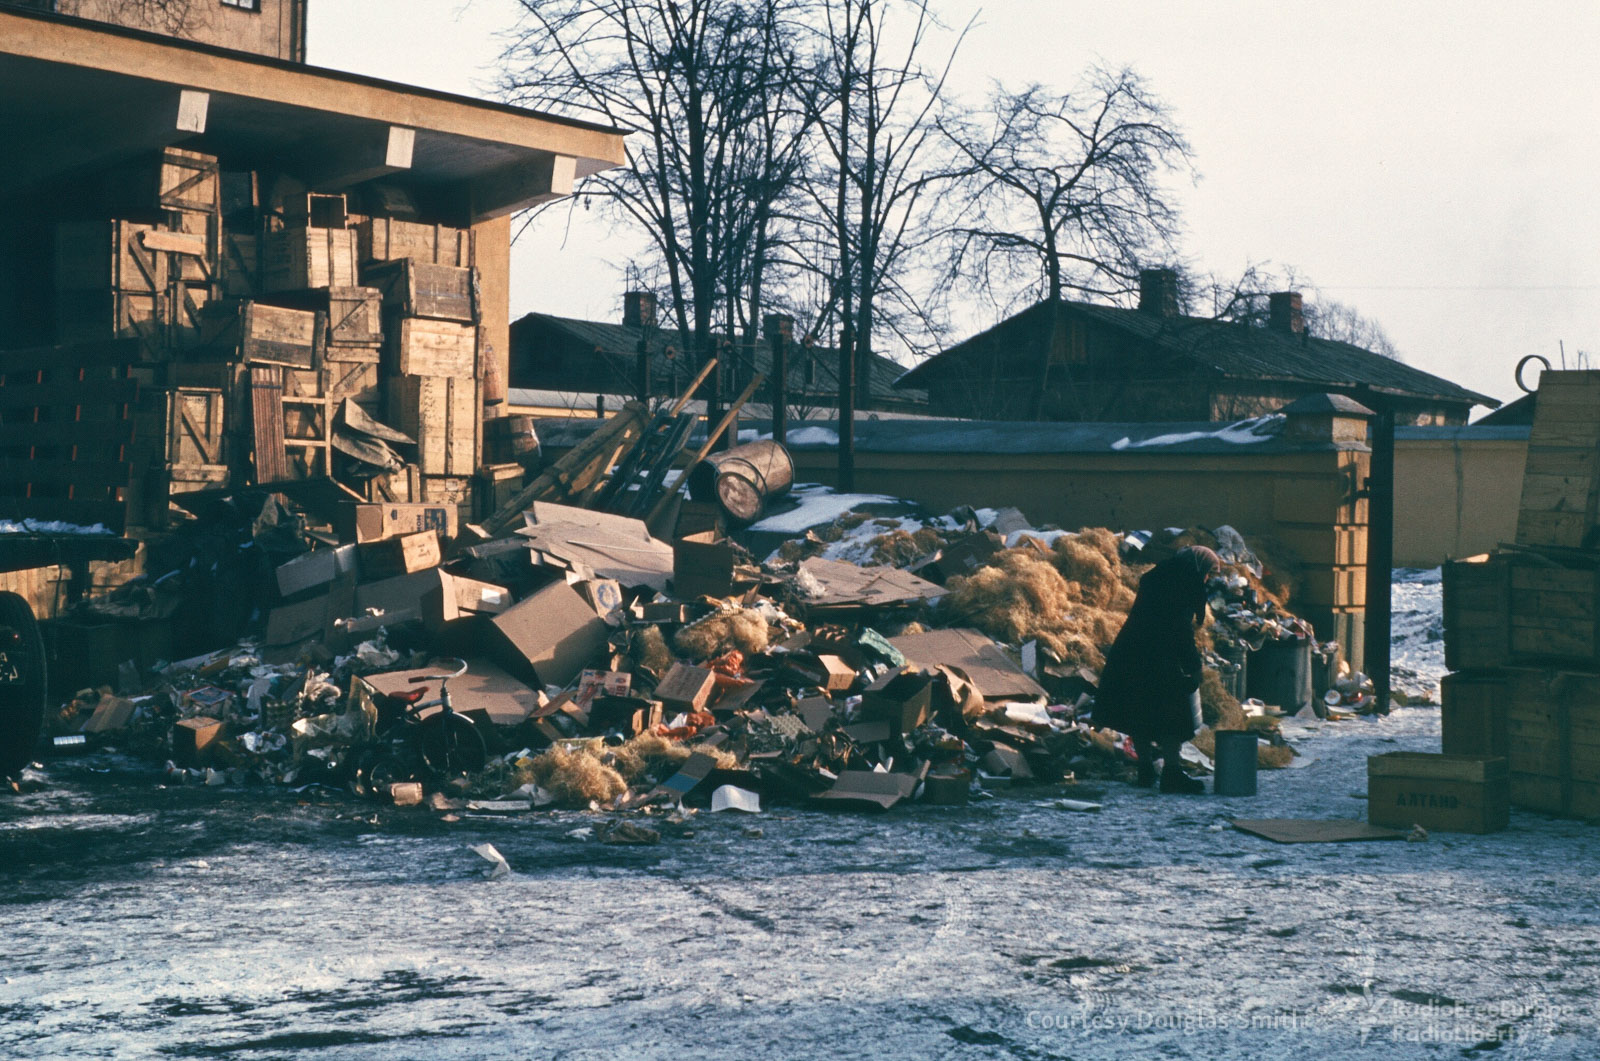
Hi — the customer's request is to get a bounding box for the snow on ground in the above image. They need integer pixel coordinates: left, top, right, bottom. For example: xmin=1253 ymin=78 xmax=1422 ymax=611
xmin=1391 ymin=567 xmax=1446 ymax=703
xmin=0 ymin=519 xmax=113 ymax=535
xmin=748 ymin=482 xmax=907 ymax=536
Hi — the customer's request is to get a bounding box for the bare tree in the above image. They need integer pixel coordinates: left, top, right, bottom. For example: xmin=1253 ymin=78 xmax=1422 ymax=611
xmin=1205 ymin=263 xmax=1403 ymax=359
xmin=1304 ymin=298 xmax=1401 ymax=360
xmin=500 ymin=0 xmax=809 ymax=434
xmin=797 ymin=0 xmax=964 ymax=489
xmin=940 ymin=68 xmax=1193 ymax=310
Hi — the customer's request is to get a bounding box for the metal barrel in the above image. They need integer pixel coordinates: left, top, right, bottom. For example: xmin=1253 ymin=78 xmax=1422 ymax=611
xmin=1212 ymin=730 xmax=1259 ymax=796
xmin=687 ymin=439 xmax=794 ymax=524
xmin=482 ymin=414 xmax=541 ymax=472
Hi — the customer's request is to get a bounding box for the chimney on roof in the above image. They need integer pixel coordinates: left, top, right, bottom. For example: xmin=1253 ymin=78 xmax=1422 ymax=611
xmin=1138 ymin=268 xmax=1180 ymax=316
xmin=1268 ymin=291 xmax=1304 ymax=334
xmin=623 ymin=291 xmax=657 ymax=328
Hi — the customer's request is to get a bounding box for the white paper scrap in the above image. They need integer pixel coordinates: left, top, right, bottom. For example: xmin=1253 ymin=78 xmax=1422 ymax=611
xmin=710 ymin=785 xmax=762 ymax=814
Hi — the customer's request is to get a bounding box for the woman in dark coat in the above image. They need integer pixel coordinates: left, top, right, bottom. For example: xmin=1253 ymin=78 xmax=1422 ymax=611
xmin=1094 ymin=546 xmax=1221 ymax=793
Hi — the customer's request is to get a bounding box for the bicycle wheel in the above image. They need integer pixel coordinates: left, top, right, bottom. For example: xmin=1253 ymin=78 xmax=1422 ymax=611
xmin=416 ymin=713 xmax=486 ymax=777
xmin=0 ymin=592 xmax=47 ymax=777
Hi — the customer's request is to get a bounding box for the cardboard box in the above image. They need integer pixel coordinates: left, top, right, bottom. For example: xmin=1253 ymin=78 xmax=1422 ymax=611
xmin=795 ymin=696 xmax=834 ymax=732
xmin=655 ymin=663 xmax=716 ymax=714
xmin=336 ymin=501 xmax=458 ymax=544
xmin=80 ymin=696 xmax=137 ymax=734
xmin=361 ymin=659 xmax=544 ymax=726
xmin=889 ymin=627 xmax=1049 ymax=701
xmin=420 ymin=571 xmax=512 ymax=634
xmin=812 ymin=770 xmax=920 ymax=811
xmin=489 ymin=580 xmax=610 ymax=690
xmin=275 ymin=544 xmax=358 ymax=598
xmin=264 ymin=595 xmax=329 ymax=645
xmin=173 ymin=716 xmax=224 ymax=767
xmin=859 ymin=667 xmax=935 ymax=735
xmin=1367 ymin=752 xmax=1509 ymax=834
xmin=357 ymin=530 xmax=441 ymax=580
xmin=922 ymin=769 xmax=971 ymax=806
xmin=673 ymin=534 xmax=738 ymax=599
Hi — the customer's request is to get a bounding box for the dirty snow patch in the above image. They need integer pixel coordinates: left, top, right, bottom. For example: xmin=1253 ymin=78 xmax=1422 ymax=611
xmin=748 ymin=482 xmax=902 ymax=534
xmin=1390 ymin=566 xmax=1446 ymax=702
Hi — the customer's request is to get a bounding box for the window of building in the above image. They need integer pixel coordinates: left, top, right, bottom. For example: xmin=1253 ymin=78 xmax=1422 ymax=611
xmin=220 ymin=0 xmax=261 ymax=11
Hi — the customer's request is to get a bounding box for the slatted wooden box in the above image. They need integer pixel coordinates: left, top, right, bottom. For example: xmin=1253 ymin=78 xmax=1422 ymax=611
xmin=384 ymin=317 xmax=477 ymax=378
xmin=54 ymin=220 xmax=167 ymax=294
xmin=1442 ymin=553 xmax=1511 ymax=670
xmin=1505 ymin=667 xmax=1600 ymax=820
xmin=263 ymin=226 xmax=359 ymax=292
xmin=1517 ymin=370 xmax=1600 ymax=551
xmin=1440 ymin=670 xmax=1509 ymax=758
xmin=1508 ymin=558 xmax=1600 ymax=666
xmin=386 ymin=375 xmax=478 ymax=476
xmin=363 ymin=259 xmax=477 ymax=322
xmin=200 ymin=301 xmax=324 ymax=369
xmin=356 ymin=217 xmax=474 ymax=267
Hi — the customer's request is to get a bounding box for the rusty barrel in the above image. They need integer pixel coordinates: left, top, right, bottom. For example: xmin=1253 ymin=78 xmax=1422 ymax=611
xmin=482 ymin=414 xmax=541 ymax=472
xmin=687 ymin=439 xmax=794 ymax=524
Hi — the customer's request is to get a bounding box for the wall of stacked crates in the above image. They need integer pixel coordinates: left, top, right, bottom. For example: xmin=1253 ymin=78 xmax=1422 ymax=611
xmin=1441 ymin=370 xmax=1600 ymax=820
xmin=1 ymin=146 xmax=504 ymax=533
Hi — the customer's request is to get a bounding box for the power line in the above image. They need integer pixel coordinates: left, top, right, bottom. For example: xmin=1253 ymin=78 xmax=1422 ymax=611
xmin=1317 ymin=284 xmax=1600 ymax=292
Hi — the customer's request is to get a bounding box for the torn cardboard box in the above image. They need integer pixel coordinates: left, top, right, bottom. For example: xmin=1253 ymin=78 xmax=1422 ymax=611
xmin=890 ymin=628 xmax=1048 ymax=701
xmin=488 ymin=579 xmax=610 ymax=690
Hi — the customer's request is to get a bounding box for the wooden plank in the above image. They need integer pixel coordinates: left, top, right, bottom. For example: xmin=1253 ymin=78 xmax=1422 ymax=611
xmin=0 ymin=421 xmax=134 ymax=447
xmin=249 ymin=365 xmax=290 ymax=483
xmin=167 ymin=387 xmax=225 ymax=466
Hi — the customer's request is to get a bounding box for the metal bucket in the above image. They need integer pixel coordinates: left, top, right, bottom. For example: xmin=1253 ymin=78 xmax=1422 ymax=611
xmin=1213 ymin=730 xmax=1258 ymax=796
xmin=687 ymin=439 xmax=794 ymax=524
xmin=1247 ymin=636 xmax=1314 ymax=714
xmin=483 ymin=415 xmax=541 ymax=472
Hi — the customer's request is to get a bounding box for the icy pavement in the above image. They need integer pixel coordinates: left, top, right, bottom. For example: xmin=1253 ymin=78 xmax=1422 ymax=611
xmin=4 ymin=696 xmax=1598 ymax=1060
xmin=1391 ymin=567 xmax=1446 ymax=703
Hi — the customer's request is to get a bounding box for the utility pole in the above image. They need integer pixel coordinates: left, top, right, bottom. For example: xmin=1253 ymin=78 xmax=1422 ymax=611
xmin=1359 ymin=389 xmax=1395 ymax=715
xmin=764 ymin=313 xmax=792 ymax=446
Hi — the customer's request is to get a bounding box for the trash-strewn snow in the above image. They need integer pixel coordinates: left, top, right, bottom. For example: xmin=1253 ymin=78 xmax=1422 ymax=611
xmin=1111 ymin=414 xmax=1284 ymax=451
xmin=748 ymin=482 xmax=904 ymax=535
xmin=1006 ymin=528 xmax=1071 ymax=548
xmin=775 ymin=426 xmax=839 ymax=446
xmin=1390 ymin=567 xmax=1446 ymax=702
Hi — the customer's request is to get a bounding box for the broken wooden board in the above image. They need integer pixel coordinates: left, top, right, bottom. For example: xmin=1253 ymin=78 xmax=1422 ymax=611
xmin=1231 ymin=818 xmax=1408 ymax=844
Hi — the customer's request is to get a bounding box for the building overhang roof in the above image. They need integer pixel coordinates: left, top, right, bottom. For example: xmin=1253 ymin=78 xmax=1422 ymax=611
xmin=0 ymin=8 xmax=627 ymax=221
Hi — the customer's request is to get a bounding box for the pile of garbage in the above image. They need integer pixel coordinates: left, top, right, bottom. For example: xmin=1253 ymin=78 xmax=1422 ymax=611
xmin=39 ymin=489 xmax=1341 ymax=813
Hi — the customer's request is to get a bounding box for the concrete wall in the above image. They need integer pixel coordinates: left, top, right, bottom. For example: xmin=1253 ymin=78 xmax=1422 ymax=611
xmin=55 ymin=0 xmax=307 ymax=60
xmin=1393 ymin=427 xmax=1528 ymax=567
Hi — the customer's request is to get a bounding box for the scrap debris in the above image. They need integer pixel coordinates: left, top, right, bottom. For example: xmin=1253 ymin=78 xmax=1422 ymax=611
xmin=29 ymin=480 xmax=1354 ymax=823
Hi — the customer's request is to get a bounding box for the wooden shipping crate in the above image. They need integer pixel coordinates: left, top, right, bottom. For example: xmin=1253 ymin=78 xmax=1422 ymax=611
xmin=161 ymin=211 xmax=219 ymax=284
xmin=384 ymin=317 xmax=477 ymax=378
xmin=171 ymin=283 xmax=215 ymax=351
xmin=54 ymin=220 xmax=167 ymax=294
xmin=54 ymin=290 xmax=166 ymax=359
xmin=282 ymin=192 xmax=348 ymax=230
xmin=324 ymin=361 xmax=380 ymax=410
xmin=387 ymin=374 xmax=478 ymax=476
xmin=1440 ymin=671 xmax=1509 ymax=757
xmin=1517 ymin=370 xmax=1600 ymax=551
xmin=201 ymin=301 xmax=323 ymax=369
xmin=420 ymin=474 xmax=472 ymax=507
xmin=356 ymin=217 xmax=474 ymax=267
xmin=1367 ymin=752 xmax=1509 ymax=833
xmin=221 ymin=233 xmax=260 ymax=300
xmin=1508 ymin=558 xmax=1600 ymax=666
xmin=263 ymin=226 xmax=359 ymax=292
xmin=1505 ymin=667 xmax=1600 ymax=818
xmin=165 ymin=387 xmax=227 ymax=468
xmin=1442 ymin=553 xmax=1511 ymax=671
xmin=474 ymin=462 xmax=526 ymax=521
xmin=363 ymin=259 xmax=477 ymax=322
xmin=157 ymin=148 xmax=221 ymax=214
xmin=324 ymin=286 xmax=384 ymax=347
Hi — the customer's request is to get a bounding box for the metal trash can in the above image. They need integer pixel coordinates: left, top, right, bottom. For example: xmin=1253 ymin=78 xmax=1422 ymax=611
xmin=1247 ymin=636 xmax=1314 ymax=714
xmin=1213 ymin=729 xmax=1259 ymax=796
xmin=687 ymin=439 xmax=794 ymax=524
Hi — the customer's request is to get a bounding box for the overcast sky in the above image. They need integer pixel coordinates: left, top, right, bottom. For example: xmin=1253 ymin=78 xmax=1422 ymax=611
xmin=309 ymin=0 xmax=1600 ymax=412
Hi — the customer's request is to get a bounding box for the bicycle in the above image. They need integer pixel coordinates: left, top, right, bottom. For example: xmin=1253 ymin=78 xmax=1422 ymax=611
xmin=353 ymin=658 xmax=487 ymax=796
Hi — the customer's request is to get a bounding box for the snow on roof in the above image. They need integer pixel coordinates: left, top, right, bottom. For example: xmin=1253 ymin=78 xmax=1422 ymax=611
xmin=1111 ymin=415 xmax=1284 ymax=451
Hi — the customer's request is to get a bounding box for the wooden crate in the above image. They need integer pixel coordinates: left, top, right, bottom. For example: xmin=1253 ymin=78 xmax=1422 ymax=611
xmin=282 ymin=192 xmax=347 ymax=229
xmin=356 ymin=217 xmax=474 ymax=267
xmin=54 ymin=220 xmax=167 ymax=294
xmin=366 ymin=465 xmax=419 ymax=504
xmin=1440 ymin=670 xmax=1508 ymax=757
xmin=324 ymin=286 xmax=384 ymax=347
xmin=264 ymin=226 xmax=359 ymax=292
xmin=363 ymin=259 xmax=477 ymax=322
xmin=1368 ymin=752 xmax=1509 ymax=833
xmin=54 ymin=289 xmax=167 ymax=359
xmin=222 ymin=233 xmax=260 ymax=299
xmin=1505 ymin=667 xmax=1600 ymax=819
xmin=387 ymin=374 xmax=478 ymax=476
xmin=1509 ymin=558 xmax=1600 ymax=665
xmin=157 ymin=148 xmax=221 ymax=214
xmin=165 ymin=387 xmax=226 ymax=468
xmin=158 ymin=211 xmax=220 ymax=285
xmin=384 ymin=317 xmax=476 ymax=378
xmin=474 ymin=462 xmax=527 ymax=521
xmin=1517 ymin=370 xmax=1600 ymax=550
xmin=1442 ymin=553 xmax=1511 ymax=670
xmin=324 ymin=362 xmax=381 ymax=410
xmin=171 ymin=283 xmax=215 ymax=350
xmin=201 ymin=301 xmax=324 ymax=369
xmin=420 ymin=474 xmax=473 ymax=506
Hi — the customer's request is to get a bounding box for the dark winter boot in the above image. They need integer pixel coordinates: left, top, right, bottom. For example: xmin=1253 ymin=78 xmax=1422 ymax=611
xmin=1134 ymin=741 xmax=1158 ymax=787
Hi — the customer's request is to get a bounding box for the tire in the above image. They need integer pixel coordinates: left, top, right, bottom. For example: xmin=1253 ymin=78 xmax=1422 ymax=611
xmin=0 ymin=591 xmax=47 ymax=777
xmin=416 ymin=713 xmax=486 ymax=778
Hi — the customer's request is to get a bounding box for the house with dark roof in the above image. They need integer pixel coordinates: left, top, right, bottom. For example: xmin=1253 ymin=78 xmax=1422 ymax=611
xmin=894 ymin=270 xmax=1498 ymax=426
xmin=509 ymin=292 xmax=928 ymax=418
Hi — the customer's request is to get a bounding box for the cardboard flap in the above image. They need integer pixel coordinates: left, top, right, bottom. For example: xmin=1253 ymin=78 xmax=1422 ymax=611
xmin=890 ymin=628 xmax=1048 ymax=701
xmin=488 ymin=579 xmax=610 ymax=690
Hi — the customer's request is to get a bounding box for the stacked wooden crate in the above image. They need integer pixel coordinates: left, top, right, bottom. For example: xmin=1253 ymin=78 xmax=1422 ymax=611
xmin=37 ymin=147 xmax=489 ymax=530
xmin=1440 ymin=370 xmax=1600 ymax=819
